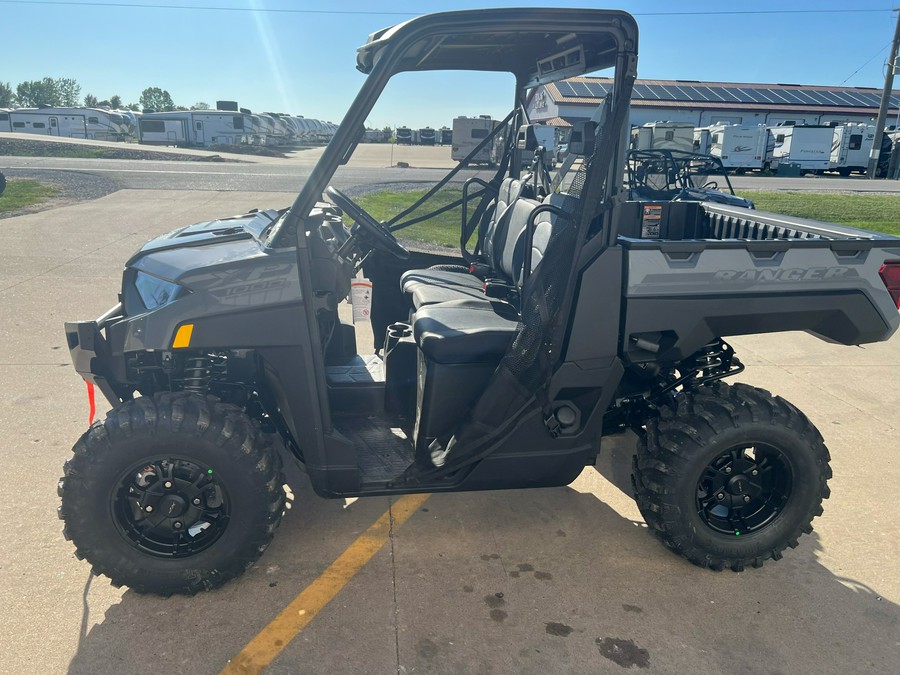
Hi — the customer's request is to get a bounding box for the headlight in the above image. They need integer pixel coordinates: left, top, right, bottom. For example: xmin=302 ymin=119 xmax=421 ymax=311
xmin=134 ymin=271 xmax=183 ymax=309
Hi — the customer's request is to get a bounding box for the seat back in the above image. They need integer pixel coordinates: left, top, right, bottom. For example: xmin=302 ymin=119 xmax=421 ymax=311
xmin=482 ymin=176 xmax=526 ymax=268
xmin=529 ymin=193 xmax=578 ymax=273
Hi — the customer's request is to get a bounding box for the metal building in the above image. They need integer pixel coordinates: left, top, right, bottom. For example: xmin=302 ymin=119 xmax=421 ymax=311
xmin=528 ymin=77 xmax=900 ymax=130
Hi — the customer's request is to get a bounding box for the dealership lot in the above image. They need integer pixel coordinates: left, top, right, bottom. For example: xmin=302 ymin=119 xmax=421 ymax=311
xmin=0 ymin=189 xmax=898 ymax=674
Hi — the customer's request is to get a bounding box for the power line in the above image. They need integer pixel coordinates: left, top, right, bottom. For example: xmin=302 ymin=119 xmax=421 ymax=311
xmin=0 ymin=0 xmax=895 ymax=17
xmin=840 ymin=41 xmax=893 ymax=86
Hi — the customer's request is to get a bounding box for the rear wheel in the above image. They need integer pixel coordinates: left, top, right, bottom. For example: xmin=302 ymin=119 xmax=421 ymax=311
xmin=59 ymin=393 xmax=286 ymax=595
xmin=632 ymin=382 xmax=830 ymax=571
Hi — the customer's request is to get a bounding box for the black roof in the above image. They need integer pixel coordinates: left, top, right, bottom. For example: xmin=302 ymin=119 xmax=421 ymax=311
xmin=356 ymin=8 xmax=637 ymax=86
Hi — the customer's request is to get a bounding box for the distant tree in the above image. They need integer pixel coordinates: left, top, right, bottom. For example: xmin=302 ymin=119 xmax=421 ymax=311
xmin=139 ymin=87 xmax=175 ymax=112
xmin=83 ymin=93 xmax=98 ymax=107
xmin=126 ymin=102 xmax=140 ymax=111
xmin=16 ymin=78 xmax=58 ymax=106
xmin=109 ymin=94 xmax=122 ymax=109
xmin=0 ymin=81 xmax=13 ymax=107
xmin=190 ymin=101 xmax=211 ymax=110
xmin=97 ymin=99 xmax=111 ymax=108
xmin=14 ymin=77 xmax=80 ymax=107
xmin=173 ymin=105 xmax=189 ymax=111
xmin=56 ymin=78 xmax=81 ymax=106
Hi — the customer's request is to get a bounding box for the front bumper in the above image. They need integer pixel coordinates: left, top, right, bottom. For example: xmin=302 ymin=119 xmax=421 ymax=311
xmin=64 ymin=303 xmax=127 ymax=406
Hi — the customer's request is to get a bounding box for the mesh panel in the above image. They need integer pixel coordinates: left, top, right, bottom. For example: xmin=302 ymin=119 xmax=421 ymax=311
xmin=566 ymin=160 xmax=590 ymax=199
xmin=500 ymin=194 xmax=579 ymax=391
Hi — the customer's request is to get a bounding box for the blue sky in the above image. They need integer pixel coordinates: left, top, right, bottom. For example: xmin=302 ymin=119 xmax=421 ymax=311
xmin=1 ymin=0 xmax=898 ymax=128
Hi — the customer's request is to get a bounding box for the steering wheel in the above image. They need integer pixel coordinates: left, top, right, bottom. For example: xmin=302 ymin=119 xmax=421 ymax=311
xmin=325 ymin=186 xmax=409 ymax=260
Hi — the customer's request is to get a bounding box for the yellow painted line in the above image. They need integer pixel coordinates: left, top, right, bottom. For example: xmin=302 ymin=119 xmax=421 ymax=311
xmin=221 ymin=493 xmax=431 ymax=674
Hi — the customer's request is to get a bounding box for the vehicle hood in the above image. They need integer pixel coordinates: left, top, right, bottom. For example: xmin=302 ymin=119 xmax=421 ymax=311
xmin=126 ymin=209 xmax=281 ymax=266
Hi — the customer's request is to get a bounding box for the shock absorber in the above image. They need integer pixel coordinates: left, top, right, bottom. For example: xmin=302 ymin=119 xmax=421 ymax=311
xmin=182 ymin=355 xmax=212 ymax=395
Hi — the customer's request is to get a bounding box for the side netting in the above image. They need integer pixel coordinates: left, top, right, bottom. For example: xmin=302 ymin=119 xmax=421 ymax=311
xmin=423 ymin=173 xmax=586 ymax=474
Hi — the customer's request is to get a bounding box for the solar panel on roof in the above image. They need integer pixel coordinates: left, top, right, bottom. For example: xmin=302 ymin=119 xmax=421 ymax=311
xmin=833 ymin=90 xmax=866 ymax=107
xmin=556 ymin=82 xmax=577 ymax=97
xmin=744 ymin=88 xmax=775 ymax=104
xmin=691 ymin=86 xmax=725 ymax=102
xmin=585 ymin=82 xmax=610 ymax=98
xmin=712 ymin=87 xmax=742 ymax=103
xmin=762 ymin=89 xmax=792 ymax=104
xmin=679 ymin=85 xmax=709 ymax=101
xmin=801 ymin=90 xmax=833 ymax=106
xmin=570 ymin=81 xmax=592 ymax=97
xmin=789 ymin=89 xmax=820 ymax=105
xmin=775 ymin=90 xmax=806 ymax=105
xmin=727 ymin=88 xmax=752 ymax=103
xmin=829 ymin=91 xmax=864 ymax=107
xmin=631 ymin=83 xmax=655 ymax=99
xmin=650 ymin=85 xmax=677 ymax=100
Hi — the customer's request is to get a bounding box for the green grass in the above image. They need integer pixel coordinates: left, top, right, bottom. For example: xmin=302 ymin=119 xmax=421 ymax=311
xmin=356 ymin=187 xmax=900 ymax=245
xmin=357 ymin=187 xmax=466 ymax=248
xmin=0 ymin=179 xmax=59 ymax=213
xmin=738 ymin=191 xmax=900 ymax=236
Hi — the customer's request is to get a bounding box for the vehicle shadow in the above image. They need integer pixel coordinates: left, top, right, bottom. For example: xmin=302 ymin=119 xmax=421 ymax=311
xmin=67 ymin=447 xmax=900 ymax=675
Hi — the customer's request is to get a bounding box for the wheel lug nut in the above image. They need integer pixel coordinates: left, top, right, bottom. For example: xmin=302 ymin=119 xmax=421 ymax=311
xmin=751 ymin=469 xmax=758 ymax=476
xmin=145 ymin=505 xmax=153 ymax=513
xmin=192 ymin=498 xmax=201 ymax=506
xmin=164 ymin=481 xmax=173 ymax=489
xmin=743 ymin=495 xmax=751 ymax=502
xmin=174 ymin=521 xmax=182 ymax=529
xmin=717 ymin=493 xmax=725 ymax=500
xmin=724 ymin=467 xmax=732 ymax=474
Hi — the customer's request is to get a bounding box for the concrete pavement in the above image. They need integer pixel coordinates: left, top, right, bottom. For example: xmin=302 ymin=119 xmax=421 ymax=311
xmin=0 ymin=190 xmax=898 ymax=674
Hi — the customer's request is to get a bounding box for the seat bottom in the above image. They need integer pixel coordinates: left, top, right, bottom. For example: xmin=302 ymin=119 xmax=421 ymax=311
xmin=413 ymin=300 xmax=519 ymax=365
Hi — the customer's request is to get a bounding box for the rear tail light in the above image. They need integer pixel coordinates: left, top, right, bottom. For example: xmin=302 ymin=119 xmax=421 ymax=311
xmin=879 ymin=261 xmax=900 ymax=310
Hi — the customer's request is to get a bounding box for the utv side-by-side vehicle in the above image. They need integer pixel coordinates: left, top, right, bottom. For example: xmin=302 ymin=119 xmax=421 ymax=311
xmin=59 ymin=8 xmax=900 ymax=595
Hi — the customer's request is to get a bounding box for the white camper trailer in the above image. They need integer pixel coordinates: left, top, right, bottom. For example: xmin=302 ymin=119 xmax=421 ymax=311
xmin=631 ymin=121 xmax=695 ymax=153
xmin=451 ymin=116 xmax=501 ymax=164
xmin=519 ymin=124 xmax=556 ymax=168
xmin=1 ymin=107 xmax=130 ymax=140
xmin=138 ymin=110 xmax=250 ymax=147
xmin=693 ymin=127 xmax=712 ymax=155
xmin=766 ymin=124 xmax=832 ymax=172
xmin=828 ymin=123 xmax=876 ymax=176
xmin=707 ymin=124 xmax=769 ymax=171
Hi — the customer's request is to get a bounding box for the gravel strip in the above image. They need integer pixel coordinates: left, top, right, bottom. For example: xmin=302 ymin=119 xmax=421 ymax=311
xmin=0 ymin=168 xmax=120 ymax=219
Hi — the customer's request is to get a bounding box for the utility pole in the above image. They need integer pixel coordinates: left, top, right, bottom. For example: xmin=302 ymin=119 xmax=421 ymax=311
xmin=868 ymin=8 xmax=900 ymax=179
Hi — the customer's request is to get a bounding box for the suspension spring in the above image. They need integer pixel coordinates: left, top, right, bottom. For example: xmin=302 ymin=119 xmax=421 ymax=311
xmin=182 ymin=356 xmax=211 ymax=395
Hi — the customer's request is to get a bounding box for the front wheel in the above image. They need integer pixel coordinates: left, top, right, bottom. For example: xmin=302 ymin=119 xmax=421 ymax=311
xmin=632 ymin=382 xmax=831 ymax=571
xmin=59 ymin=393 xmax=286 ymax=595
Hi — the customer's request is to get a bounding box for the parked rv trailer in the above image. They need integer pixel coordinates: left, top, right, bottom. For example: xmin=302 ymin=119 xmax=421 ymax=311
xmin=439 ymin=127 xmax=453 ymax=145
xmin=139 ymin=110 xmax=250 ymax=147
xmin=0 ymin=107 xmax=130 ymax=140
xmin=631 ymin=121 xmax=695 ymax=153
xmin=693 ymin=127 xmax=711 ymax=155
xmin=707 ymin=124 xmax=768 ymax=172
xmin=396 ymin=126 xmax=413 ymax=144
xmin=766 ymin=124 xmax=832 ymax=173
xmin=451 ymin=116 xmax=501 ymax=164
xmin=418 ymin=127 xmax=436 ymax=145
xmin=828 ymin=123 xmax=876 ymax=176
xmin=520 ymin=124 xmax=556 ymax=168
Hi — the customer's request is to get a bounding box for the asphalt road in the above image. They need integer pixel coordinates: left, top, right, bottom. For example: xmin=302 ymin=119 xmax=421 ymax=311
xmin=4 ymin=144 xmax=900 ymax=194
xmin=0 ymin=188 xmax=898 ymax=674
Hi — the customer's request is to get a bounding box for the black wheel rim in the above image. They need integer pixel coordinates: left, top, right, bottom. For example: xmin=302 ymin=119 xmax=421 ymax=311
xmin=695 ymin=444 xmax=793 ymax=536
xmin=111 ymin=457 xmax=230 ymax=558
